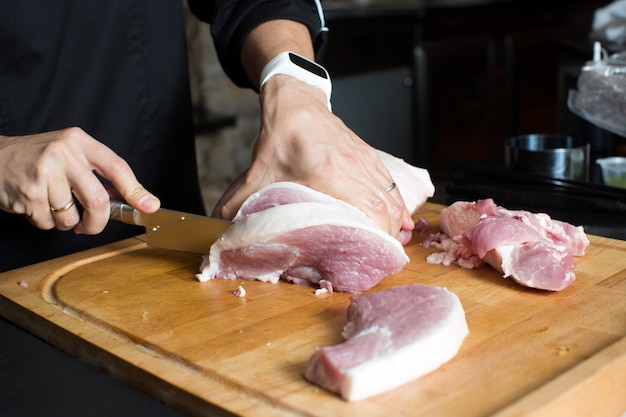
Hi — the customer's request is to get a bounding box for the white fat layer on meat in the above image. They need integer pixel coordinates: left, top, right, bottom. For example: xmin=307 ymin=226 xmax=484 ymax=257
xmin=218 ymin=202 xmax=401 ymax=249
xmin=197 ymin=201 xmax=408 ymax=282
xmin=339 ymin=294 xmax=469 ymax=402
xmin=236 ymin=182 xmax=360 ymax=219
xmin=495 ymin=244 xmax=516 ymax=277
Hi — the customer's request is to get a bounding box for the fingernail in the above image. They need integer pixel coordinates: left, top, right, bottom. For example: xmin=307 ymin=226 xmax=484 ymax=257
xmin=139 ymin=193 xmax=161 ymax=211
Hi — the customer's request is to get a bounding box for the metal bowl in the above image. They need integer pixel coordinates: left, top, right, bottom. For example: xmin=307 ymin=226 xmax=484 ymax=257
xmin=505 ymin=134 xmax=590 ymax=180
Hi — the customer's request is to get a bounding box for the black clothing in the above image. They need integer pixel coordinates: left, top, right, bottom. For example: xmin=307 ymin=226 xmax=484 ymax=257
xmin=0 ymin=1 xmax=326 ymax=415
xmin=0 ymin=0 xmax=327 ymax=273
xmin=0 ymin=0 xmax=203 ymax=272
xmin=189 ymin=0 xmax=328 ymax=89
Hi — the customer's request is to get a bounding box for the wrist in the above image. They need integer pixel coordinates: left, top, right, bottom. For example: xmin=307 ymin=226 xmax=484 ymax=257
xmin=260 ymin=52 xmax=332 ymax=111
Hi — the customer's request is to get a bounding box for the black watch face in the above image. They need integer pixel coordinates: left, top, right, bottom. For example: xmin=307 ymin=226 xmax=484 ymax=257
xmin=288 ymin=52 xmax=328 ymax=79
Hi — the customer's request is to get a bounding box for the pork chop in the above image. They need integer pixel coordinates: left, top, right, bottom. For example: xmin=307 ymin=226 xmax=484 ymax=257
xmin=197 ymin=150 xmax=435 ymax=293
xmin=303 ymin=284 xmax=468 ymax=401
xmin=196 ymin=184 xmax=409 ymax=293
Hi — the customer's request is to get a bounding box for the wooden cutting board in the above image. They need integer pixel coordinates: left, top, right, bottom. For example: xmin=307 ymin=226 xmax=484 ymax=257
xmin=1 ymin=202 xmax=625 ymax=417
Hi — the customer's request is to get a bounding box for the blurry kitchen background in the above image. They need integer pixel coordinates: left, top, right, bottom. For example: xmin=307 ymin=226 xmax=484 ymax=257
xmin=185 ymin=0 xmax=620 ymax=218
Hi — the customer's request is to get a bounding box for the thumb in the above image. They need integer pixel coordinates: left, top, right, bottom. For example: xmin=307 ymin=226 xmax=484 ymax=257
xmin=128 ymin=189 xmax=161 ymax=213
xmin=108 ymin=183 xmax=161 ymax=214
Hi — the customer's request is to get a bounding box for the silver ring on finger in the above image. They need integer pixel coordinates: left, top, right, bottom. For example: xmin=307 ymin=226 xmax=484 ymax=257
xmin=50 ymin=198 xmax=76 ymax=213
xmin=385 ymin=182 xmax=397 ymax=193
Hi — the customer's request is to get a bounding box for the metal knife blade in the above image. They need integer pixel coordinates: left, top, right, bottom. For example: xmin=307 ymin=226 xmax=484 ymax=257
xmin=109 ymin=199 xmax=232 ymax=253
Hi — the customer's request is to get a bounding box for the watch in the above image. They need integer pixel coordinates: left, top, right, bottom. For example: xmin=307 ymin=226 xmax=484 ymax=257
xmin=260 ymin=51 xmax=332 ymax=111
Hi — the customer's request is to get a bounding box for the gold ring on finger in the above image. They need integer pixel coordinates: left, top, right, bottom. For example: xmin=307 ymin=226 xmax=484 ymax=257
xmin=50 ymin=198 xmax=76 ymax=213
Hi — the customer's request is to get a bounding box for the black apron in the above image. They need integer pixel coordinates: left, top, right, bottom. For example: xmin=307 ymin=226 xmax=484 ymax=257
xmin=0 ymin=0 xmax=205 ymax=272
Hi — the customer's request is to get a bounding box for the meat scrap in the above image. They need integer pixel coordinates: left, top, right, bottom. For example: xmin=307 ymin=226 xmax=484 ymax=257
xmin=197 ymin=150 xmax=435 ymax=293
xmin=423 ymin=199 xmax=590 ymax=291
xmin=304 ymin=284 xmax=468 ymax=401
xmin=232 ymin=285 xmax=246 ymax=298
xmin=414 ymin=217 xmax=431 ymax=234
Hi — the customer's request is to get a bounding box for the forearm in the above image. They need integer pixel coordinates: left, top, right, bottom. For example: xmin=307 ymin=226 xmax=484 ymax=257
xmin=198 ymin=0 xmax=327 ymax=89
xmin=240 ymin=19 xmax=315 ymax=90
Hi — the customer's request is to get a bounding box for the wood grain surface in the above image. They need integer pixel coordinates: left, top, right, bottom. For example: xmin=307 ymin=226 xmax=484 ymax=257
xmin=1 ymin=202 xmax=625 ymax=417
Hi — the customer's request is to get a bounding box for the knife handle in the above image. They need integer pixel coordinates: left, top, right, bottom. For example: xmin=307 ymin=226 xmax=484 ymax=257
xmin=109 ymin=199 xmax=137 ymax=225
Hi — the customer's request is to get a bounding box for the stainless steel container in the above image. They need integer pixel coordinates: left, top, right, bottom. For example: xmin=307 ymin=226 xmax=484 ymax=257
xmin=505 ymin=134 xmax=590 ymax=180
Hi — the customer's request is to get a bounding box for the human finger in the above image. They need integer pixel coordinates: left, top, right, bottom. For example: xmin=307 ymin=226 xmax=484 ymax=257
xmin=359 ymin=181 xmax=405 ymax=236
xmin=87 ymin=147 xmax=160 ymax=213
xmin=384 ymin=181 xmax=415 ymax=233
xmin=49 ymin=192 xmax=80 ymax=231
xmin=69 ymin=175 xmax=111 ymax=235
xmin=211 ymin=171 xmax=247 ymax=219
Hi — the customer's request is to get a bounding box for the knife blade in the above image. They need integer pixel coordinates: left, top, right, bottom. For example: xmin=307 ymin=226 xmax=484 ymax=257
xmin=109 ymin=199 xmax=232 ymax=253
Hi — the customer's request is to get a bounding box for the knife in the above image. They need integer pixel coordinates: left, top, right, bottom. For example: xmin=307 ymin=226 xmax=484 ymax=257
xmin=109 ymin=199 xmax=232 ymax=253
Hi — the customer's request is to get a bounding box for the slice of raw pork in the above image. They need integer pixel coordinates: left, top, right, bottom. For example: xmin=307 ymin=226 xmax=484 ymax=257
xmin=196 ymin=182 xmax=408 ymax=293
xmin=423 ymin=199 xmax=589 ymax=291
xmin=196 ymin=151 xmax=435 ymax=293
xmin=304 ymin=284 xmax=468 ymax=401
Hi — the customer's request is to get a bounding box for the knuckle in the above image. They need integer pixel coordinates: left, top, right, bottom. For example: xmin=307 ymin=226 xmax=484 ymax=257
xmin=18 ymin=183 xmax=47 ymax=206
xmin=388 ymin=199 xmax=404 ymax=220
xmin=40 ymin=127 xmax=86 ymax=163
xmin=367 ymin=196 xmax=388 ymax=217
xmin=56 ymin=211 xmax=80 ymax=228
xmin=367 ymin=196 xmax=403 ymax=235
xmin=90 ymin=188 xmax=111 ymax=208
xmin=80 ymin=217 xmax=107 ymax=235
xmin=109 ymin=156 xmax=131 ymax=175
xmin=59 ymin=126 xmax=86 ymax=142
xmin=30 ymin=215 xmax=55 ymax=231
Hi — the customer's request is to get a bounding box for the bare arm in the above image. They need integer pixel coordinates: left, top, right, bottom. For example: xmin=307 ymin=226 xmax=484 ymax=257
xmin=216 ymin=20 xmax=414 ymax=237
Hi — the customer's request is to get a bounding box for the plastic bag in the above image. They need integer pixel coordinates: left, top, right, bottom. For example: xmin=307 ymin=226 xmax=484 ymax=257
xmin=590 ymin=0 xmax=626 ymax=44
xmin=568 ymin=42 xmax=626 ymax=138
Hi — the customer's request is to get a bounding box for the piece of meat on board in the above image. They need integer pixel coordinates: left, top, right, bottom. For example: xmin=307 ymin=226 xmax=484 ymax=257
xmin=197 ymin=150 xmax=435 ymax=293
xmin=304 ymin=284 xmax=469 ymax=401
xmin=425 ymin=199 xmax=589 ymax=291
xmin=196 ymin=184 xmax=409 ymax=293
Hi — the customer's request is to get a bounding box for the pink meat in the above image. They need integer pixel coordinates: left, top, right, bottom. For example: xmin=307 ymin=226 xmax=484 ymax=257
xmin=424 ymin=199 xmax=589 ymax=291
xmin=198 ymin=151 xmax=435 ymax=293
xmin=197 ymin=183 xmax=410 ymax=293
xmin=304 ymin=284 xmax=468 ymax=401
xmin=232 ymin=182 xmax=341 ymax=221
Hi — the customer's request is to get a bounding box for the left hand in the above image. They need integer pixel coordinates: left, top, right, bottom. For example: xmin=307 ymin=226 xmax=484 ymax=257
xmin=214 ymin=76 xmax=414 ymax=238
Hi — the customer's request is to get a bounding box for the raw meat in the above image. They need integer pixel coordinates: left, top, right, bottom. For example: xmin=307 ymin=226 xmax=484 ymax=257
xmin=196 ymin=151 xmax=435 ymax=293
xmin=423 ymin=199 xmax=589 ymax=291
xmin=196 ymin=183 xmax=409 ymax=293
xmin=303 ymin=284 xmax=468 ymax=401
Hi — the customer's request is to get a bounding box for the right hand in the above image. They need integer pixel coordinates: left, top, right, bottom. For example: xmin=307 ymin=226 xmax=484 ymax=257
xmin=214 ymin=77 xmax=414 ymax=238
xmin=0 ymin=127 xmax=160 ymax=234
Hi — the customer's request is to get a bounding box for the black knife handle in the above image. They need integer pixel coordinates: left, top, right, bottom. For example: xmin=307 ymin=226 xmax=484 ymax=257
xmin=109 ymin=199 xmax=137 ymax=225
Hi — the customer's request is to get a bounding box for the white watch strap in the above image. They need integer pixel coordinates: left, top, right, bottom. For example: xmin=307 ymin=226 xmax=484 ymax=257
xmin=260 ymin=51 xmax=332 ymax=111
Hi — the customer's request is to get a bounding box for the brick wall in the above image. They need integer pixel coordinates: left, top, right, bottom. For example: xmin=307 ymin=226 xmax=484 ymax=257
xmin=185 ymin=9 xmax=260 ymax=213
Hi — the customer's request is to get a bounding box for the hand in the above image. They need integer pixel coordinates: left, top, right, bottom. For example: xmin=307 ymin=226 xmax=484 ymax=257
xmin=215 ymin=76 xmax=415 ymax=237
xmin=0 ymin=127 xmax=160 ymax=234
